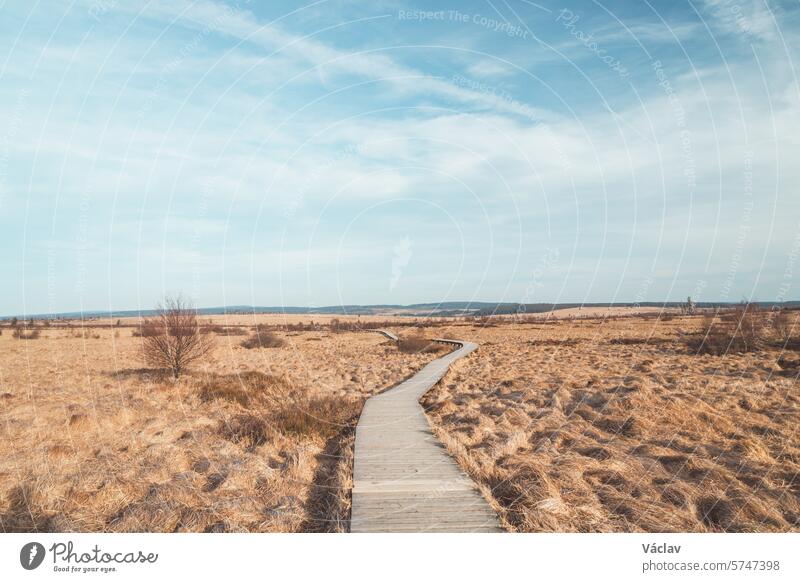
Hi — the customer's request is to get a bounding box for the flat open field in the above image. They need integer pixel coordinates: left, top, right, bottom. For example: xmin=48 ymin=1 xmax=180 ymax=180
xmin=422 ymin=313 xmax=800 ymax=532
xmin=0 ymin=318 xmax=441 ymax=532
xmin=1 ymin=310 xmax=797 ymax=532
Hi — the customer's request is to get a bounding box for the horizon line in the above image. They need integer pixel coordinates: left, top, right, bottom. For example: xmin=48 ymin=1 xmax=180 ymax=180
xmin=3 ymin=299 xmax=799 ymax=320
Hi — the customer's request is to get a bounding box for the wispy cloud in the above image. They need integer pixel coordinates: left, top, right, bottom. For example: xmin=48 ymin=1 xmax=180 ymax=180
xmin=699 ymin=0 xmax=780 ymax=41
xmin=1 ymin=0 xmax=798 ymax=313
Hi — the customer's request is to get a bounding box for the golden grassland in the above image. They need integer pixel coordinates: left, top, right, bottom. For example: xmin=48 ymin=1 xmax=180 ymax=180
xmin=0 ymin=321 xmax=439 ymax=532
xmin=1 ymin=309 xmax=798 ymax=532
xmin=422 ymin=313 xmax=800 ymax=532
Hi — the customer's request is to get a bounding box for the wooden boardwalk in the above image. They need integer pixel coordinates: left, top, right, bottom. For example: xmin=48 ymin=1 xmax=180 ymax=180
xmin=350 ymin=332 xmax=501 ymax=532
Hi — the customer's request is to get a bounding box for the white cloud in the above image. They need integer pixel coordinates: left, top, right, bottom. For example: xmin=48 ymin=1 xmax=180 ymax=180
xmin=700 ymin=0 xmax=779 ymax=41
xmin=109 ymin=0 xmax=558 ymax=121
xmin=466 ymin=59 xmax=513 ymax=78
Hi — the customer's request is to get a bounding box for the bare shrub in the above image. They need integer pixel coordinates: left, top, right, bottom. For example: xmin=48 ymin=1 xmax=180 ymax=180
xmin=771 ymin=309 xmax=796 ymax=346
xmin=131 ymin=321 xmax=160 ymax=337
xmin=737 ymin=303 xmax=768 ymax=348
xmin=12 ymin=328 xmax=41 ymax=340
xmin=140 ymin=295 xmax=213 ymax=378
xmin=397 ymin=334 xmax=445 ymax=354
xmin=240 ymin=330 xmax=284 ymax=349
xmin=686 ymin=302 xmax=769 ymax=355
xmin=680 ymin=296 xmax=697 ymax=315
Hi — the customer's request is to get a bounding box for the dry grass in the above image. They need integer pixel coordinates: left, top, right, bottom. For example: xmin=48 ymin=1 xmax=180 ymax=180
xmin=685 ymin=303 xmax=776 ymax=355
xmin=197 ymin=371 xmax=290 ymax=408
xmin=772 ymin=309 xmax=797 ymax=346
xmin=240 ymin=330 xmax=285 ymax=349
xmin=218 ymin=414 xmax=271 ymax=450
xmin=131 ymin=323 xmax=160 ymax=337
xmin=11 ymin=328 xmax=41 ymax=340
xmin=0 ymin=320 xmax=438 ymax=532
xmin=200 ymin=325 xmax=248 ymax=336
xmin=397 ymin=333 xmax=448 ymax=355
xmin=270 ymin=395 xmax=361 ymax=440
xmin=422 ymin=312 xmax=800 ymax=532
xmin=4 ymin=309 xmax=796 ymax=533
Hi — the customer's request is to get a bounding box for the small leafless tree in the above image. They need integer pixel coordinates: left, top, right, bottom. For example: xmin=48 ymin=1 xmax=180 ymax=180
xmin=140 ymin=295 xmax=212 ymax=378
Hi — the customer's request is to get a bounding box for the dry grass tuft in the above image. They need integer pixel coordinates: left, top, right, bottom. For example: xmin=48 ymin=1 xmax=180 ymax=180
xmin=218 ymin=414 xmax=270 ymax=449
xmin=11 ymin=328 xmax=41 ymax=340
xmin=1 ymin=484 xmax=56 ymax=532
xmin=68 ymin=413 xmax=88 ymax=427
xmin=197 ymin=372 xmax=291 ymax=408
xmin=271 ymin=395 xmax=361 ymax=440
xmin=240 ymin=330 xmax=285 ymax=349
xmin=131 ymin=323 xmax=160 ymax=337
xmin=397 ymin=334 xmax=447 ymax=354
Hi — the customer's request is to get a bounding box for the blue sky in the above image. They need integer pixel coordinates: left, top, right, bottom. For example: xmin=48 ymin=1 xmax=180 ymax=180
xmin=1 ymin=0 xmax=799 ymax=315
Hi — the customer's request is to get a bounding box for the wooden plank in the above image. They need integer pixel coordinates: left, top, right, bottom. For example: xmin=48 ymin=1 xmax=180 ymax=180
xmin=350 ymin=336 xmax=501 ymax=533
xmin=352 ymin=523 xmax=503 ymax=533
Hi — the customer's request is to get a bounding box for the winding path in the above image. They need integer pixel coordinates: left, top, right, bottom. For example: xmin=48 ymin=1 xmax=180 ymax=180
xmin=350 ymin=331 xmax=501 ymax=532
